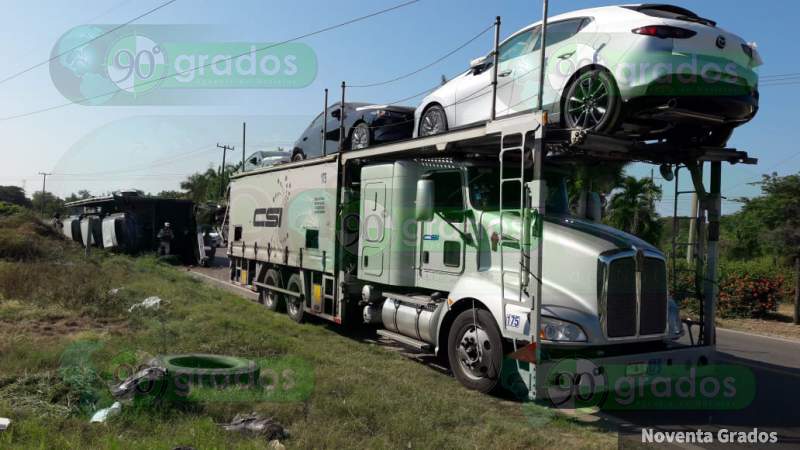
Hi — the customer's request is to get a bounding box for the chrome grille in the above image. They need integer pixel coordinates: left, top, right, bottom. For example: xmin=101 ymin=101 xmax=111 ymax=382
xmin=602 ymin=254 xmax=667 ymax=338
xmin=640 ymin=257 xmax=667 ymax=335
xmin=606 ymin=258 xmax=636 ymax=337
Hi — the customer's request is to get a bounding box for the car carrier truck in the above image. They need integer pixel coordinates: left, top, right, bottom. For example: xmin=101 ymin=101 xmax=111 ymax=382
xmin=226 ymin=109 xmax=754 ymax=399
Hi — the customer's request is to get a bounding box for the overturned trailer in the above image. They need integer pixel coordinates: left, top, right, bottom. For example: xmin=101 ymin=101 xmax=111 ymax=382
xmin=64 ymin=192 xmax=198 ymax=263
xmin=227 ymin=108 xmax=755 ymax=399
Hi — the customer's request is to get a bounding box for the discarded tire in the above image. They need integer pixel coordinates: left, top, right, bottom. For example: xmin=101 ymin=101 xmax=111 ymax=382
xmin=157 ymin=354 xmax=260 ymax=397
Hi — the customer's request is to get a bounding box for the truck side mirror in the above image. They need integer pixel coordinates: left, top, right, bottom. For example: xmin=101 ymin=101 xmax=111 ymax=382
xmin=416 ymin=179 xmax=434 ymax=221
xmin=586 ymin=192 xmax=602 ymax=222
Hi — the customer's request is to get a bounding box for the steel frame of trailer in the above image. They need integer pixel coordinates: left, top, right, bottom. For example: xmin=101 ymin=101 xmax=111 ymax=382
xmin=229 ymin=108 xmax=754 ymax=401
xmin=338 ymin=110 xmax=754 ymax=399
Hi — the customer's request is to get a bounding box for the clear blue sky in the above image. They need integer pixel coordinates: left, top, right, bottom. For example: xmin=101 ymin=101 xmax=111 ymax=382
xmin=0 ymin=0 xmax=797 ymax=216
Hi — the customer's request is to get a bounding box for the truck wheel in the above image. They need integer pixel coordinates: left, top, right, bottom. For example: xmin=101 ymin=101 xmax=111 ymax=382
xmin=260 ymin=269 xmax=284 ymax=312
xmin=447 ymin=309 xmax=503 ymax=393
xmin=285 ymin=273 xmax=305 ymax=323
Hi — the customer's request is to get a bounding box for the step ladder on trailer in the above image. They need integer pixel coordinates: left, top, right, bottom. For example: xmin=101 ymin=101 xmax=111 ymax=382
xmin=490 ymin=113 xmax=547 ymax=401
xmin=670 ymin=164 xmax=710 ymax=346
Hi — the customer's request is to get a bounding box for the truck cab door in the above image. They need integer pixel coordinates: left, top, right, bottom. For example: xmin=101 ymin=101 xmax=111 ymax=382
xmin=359 ymin=181 xmax=388 ymax=280
xmin=419 ymin=171 xmax=466 ymax=277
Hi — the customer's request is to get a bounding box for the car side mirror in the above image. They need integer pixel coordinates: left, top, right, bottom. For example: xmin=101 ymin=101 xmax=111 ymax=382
xmin=470 ymin=56 xmax=488 ymax=72
xmin=331 ymin=108 xmax=341 ymax=120
xmin=416 ymin=179 xmax=434 ymax=221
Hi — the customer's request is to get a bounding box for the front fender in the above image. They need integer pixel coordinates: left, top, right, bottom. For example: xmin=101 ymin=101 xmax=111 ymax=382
xmin=442 ymin=271 xmax=607 ymax=345
xmin=444 ymin=272 xmax=521 ymax=341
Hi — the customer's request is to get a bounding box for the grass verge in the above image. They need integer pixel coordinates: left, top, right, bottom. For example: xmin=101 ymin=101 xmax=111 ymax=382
xmin=0 ymin=213 xmax=615 ymax=449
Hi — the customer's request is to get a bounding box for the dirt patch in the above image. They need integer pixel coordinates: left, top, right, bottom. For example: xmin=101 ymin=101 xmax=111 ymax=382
xmin=718 ymin=303 xmax=800 ymax=340
xmin=0 ymin=315 xmax=128 ymax=337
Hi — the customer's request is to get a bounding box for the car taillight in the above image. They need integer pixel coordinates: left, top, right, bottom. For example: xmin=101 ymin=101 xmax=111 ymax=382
xmin=632 ymin=25 xmax=697 ymax=39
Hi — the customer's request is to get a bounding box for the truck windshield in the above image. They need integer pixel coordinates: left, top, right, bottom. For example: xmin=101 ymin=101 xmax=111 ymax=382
xmin=467 ymin=167 xmax=570 ymax=215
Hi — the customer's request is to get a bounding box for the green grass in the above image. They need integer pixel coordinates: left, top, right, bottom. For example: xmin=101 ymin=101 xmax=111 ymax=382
xmin=0 ymin=214 xmax=615 ymax=449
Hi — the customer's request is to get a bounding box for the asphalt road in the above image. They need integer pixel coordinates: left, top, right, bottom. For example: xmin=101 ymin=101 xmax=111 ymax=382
xmin=607 ymin=328 xmax=800 ymax=449
xmin=187 ymin=255 xmax=800 ymax=449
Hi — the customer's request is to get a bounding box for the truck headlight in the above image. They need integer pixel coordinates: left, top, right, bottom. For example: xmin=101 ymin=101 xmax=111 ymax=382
xmin=668 ymin=299 xmax=683 ymax=336
xmin=540 ymin=317 xmax=587 ymax=342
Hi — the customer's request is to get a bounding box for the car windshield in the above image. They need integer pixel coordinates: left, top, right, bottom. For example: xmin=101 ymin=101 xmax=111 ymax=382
xmin=467 ymin=167 xmax=569 ymax=215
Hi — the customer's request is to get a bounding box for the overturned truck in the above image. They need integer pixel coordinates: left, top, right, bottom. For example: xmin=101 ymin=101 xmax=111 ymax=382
xmin=64 ymin=192 xmax=198 ymax=263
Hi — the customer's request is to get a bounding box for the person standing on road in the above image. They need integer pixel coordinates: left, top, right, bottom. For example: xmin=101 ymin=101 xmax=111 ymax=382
xmin=157 ymin=222 xmax=174 ymax=256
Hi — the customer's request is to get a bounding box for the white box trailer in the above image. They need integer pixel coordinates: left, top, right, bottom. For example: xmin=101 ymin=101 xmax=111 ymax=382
xmin=228 ymin=111 xmax=754 ymax=399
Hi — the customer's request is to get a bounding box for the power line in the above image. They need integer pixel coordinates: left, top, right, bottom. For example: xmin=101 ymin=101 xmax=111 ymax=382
xmin=0 ymin=0 xmax=180 ymax=86
xmin=760 ymin=72 xmax=800 ymax=79
xmin=49 ymin=139 xmax=295 ymax=179
xmin=348 ymin=22 xmax=493 ymax=88
xmin=0 ymin=0 xmax=421 ymax=122
xmin=760 ymin=81 xmax=800 ymax=87
xmin=724 ymin=149 xmax=800 ymax=193
xmin=53 ymin=143 xmax=219 ymax=177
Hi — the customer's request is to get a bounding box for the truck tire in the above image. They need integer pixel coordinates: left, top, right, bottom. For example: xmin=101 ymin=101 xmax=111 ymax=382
xmin=447 ymin=308 xmax=503 ymax=393
xmin=159 ymin=354 xmax=260 ymax=395
xmin=285 ymin=273 xmax=305 ymax=323
xmin=260 ymin=269 xmax=284 ymax=312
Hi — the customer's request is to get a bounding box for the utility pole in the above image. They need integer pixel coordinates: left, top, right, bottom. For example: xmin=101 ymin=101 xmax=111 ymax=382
xmin=217 ymin=143 xmax=234 ymax=198
xmin=686 ymin=193 xmax=698 ymax=263
xmin=37 ymin=172 xmax=51 ymax=215
xmin=241 ymin=122 xmax=247 ymax=170
xmin=794 ymin=256 xmax=799 ymax=325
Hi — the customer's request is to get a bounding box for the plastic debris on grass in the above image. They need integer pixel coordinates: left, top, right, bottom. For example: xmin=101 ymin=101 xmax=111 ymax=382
xmin=111 ymin=366 xmax=167 ymax=400
xmin=128 ymin=296 xmax=168 ymax=312
xmin=222 ymin=412 xmax=288 ymax=441
xmin=0 ymin=417 xmax=9 ymax=431
xmin=89 ymin=401 xmax=121 ymax=423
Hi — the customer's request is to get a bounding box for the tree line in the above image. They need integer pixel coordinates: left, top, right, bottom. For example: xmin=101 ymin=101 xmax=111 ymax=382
xmin=3 ymin=163 xmax=798 ymax=265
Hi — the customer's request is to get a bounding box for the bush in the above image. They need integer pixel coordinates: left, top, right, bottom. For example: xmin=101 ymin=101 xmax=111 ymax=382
xmin=718 ymin=259 xmax=783 ymax=318
xmin=670 ymin=257 xmax=784 ymax=319
xmin=0 ymin=212 xmax=66 ymax=261
xmin=0 ymin=201 xmax=24 ymax=217
xmin=718 ymin=274 xmax=782 ymax=318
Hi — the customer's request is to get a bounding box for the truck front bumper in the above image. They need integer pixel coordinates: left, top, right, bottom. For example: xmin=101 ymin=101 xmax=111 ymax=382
xmin=530 ymin=344 xmax=716 ymax=406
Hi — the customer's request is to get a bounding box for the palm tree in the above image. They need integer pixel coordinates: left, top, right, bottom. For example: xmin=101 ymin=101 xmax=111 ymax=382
xmin=567 ymin=162 xmax=626 ymax=209
xmin=605 ymin=175 xmax=663 ymax=244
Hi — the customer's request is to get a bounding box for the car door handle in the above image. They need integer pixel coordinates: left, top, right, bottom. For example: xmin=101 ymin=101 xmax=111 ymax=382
xmin=303 ymin=136 xmax=308 ymax=141
xmin=498 ymin=70 xmax=512 ymax=77
xmin=557 ymin=51 xmax=576 ymax=60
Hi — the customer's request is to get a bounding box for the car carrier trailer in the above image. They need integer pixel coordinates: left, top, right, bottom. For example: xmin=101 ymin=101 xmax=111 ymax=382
xmin=226 ymin=108 xmax=754 ymax=400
